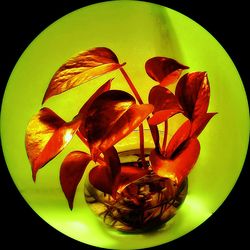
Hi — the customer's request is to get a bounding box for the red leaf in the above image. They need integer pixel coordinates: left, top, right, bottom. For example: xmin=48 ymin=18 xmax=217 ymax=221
xmin=79 ymin=80 xmax=112 ymax=115
xmin=25 ymin=108 xmax=80 ymax=181
xmin=89 ymin=164 xmax=147 ymax=196
xmin=116 ymin=165 xmax=148 ymax=194
xmin=148 ymin=86 xmax=183 ymax=125
xmin=98 ymin=104 xmax=154 ymax=158
xmin=83 ymin=90 xmax=153 ymax=159
xmin=42 ymin=47 xmax=124 ymax=103
xmin=84 ymin=90 xmax=135 ymax=157
xmin=85 ymin=90 xmax=135 ymax=144
xmin=60 ymin=151 xmax=91 ymax=209
xmin=89 ymin=165 xmax=114 ymax=195
xmin=77 ymin=79 xmax=112 ymax=139
xmin=148 ymin=109 xmax=183 ymax=126
xmin=150 ymin=138 xmax=200 ymax=184
xmin=145 ymin=57 xmax=189 ymax=86
xmin=175 ymin=72 xmax=210 ymax=120
xmin=149 ymin=124 xmax=160 ymax=149
xmin=165 ymin=120 xmax=191 ymax=158
xmin=89 ymin=146 xmax=121 ymax=196
xmin=190 ymin=112 xmax=217 ymax=137
xmin=103 ymin=146 xmax=121 ymax=180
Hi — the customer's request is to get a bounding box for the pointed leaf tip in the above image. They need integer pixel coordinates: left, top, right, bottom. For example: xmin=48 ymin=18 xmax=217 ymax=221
xmin=42 ymin=47 xmax=123 ymax=103
xmin=165 ymin=120 xmax=191 ymax=158
xmin=176 ymin=72 xmax=210 ymax=120
xmin=190 ymin=112 xmax=217 ymax=137
xmin=145 ymin=57 xmax=189 ymax=86
xmin=25 ymin=108 xmax=80 ymax=180
xmin=60 ymin=151 xmax=91 ymax=209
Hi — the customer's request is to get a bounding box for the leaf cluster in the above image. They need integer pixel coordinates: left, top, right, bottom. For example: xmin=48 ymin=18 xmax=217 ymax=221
xmin=25 ymin=47 xmax=216 ymax=209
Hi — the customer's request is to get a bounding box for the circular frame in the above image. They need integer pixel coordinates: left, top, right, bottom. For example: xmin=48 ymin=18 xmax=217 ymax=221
xmin=1 ymin=1 xmax=249 ymax=249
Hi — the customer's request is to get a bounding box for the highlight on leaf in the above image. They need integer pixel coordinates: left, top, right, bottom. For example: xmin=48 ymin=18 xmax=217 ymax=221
xmin=42 ymin=47 xmax=124 ymax=103
xmin=60 ymin=151 xmax=92 ymax=209
xmin=83 ymin=90 xmax=153 ymax=159
xmin=84 ymin=90 xmax=135 ymax=155
xmin=25 ymin=108 xmax=80 ymax=181
xmin=150 ymin=138 xmax=200 ymax=184
xmin=145 ymin=57 xmax=189 ymax=86
xmin=98 ymin=103 xmax=154 ymax=155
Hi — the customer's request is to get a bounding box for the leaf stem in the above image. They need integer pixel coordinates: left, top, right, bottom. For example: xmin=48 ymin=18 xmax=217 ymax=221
xmin=76 ymin=131 xmax=89 ymax=146
xmin=139 ymin=124 xmax=147 ymax=168
xmin=148 ymin=121 xmax=160 ymax=150
xmin=76 ymin=131 xmax=106 ymax=165
xmin=120 ymin=67 xmax=143 ymax=105
xmin=162 ymin=120 xmax=168 ymax=156
xmin=120 ymin=67 xmax=147 ymax=167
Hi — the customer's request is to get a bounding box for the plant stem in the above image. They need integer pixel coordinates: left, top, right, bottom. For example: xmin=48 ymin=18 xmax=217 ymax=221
xmin=76 ymin=131 xmax=89 ymax=146
xmin=120 ymin=67 xmax=160 ymax=151
xmin=139 ymin=124 xmax=147 ymax=168
xmin=148 ymin=122 xmax=160 ymax=150
xmin=120 ymin=67 xmax=143 ymax=105
xmin=162 ymin=120 xmax=168 ymax=156
xmin=120 ymin=67 xmax=146 ymax=167
xmin=76 ymin=131 xmax=106 ymax=165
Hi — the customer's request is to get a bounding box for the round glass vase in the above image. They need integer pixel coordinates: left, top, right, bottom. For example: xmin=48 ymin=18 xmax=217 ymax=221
xmin=84 ymin=148 xmax=188 ymax=233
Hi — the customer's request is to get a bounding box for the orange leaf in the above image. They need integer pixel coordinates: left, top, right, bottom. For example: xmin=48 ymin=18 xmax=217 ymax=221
xmin=145 ymin=57 xmax=189 ymax=86
xmin=150 ymin=138 xmax=200 ymax=184
xmin=165 ymin=120 xmax=191 ymax=158
xmin=60 ymin=151 xmax=91 ymax=209
xmin=160 ymin=69 xmax=185 ymax=87
xmin=42 ymin=47 xmax=124 ymax=103
xmin=148 ymin=109 xmax=183 ymax=125
xmin=25 ymin=108 xmax=80 ymax=181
